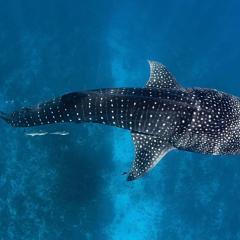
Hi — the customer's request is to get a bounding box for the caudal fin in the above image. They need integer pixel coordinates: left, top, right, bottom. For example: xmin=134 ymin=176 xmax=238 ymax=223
xmin=0 ymin=111 xmax=10 ymax=123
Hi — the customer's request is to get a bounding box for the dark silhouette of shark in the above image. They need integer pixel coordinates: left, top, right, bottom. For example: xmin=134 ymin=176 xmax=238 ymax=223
xmin=1 ymin=61 xmax=239 ymax=181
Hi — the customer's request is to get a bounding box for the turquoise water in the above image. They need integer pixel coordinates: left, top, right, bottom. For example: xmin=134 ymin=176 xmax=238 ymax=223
xmin=1 ymin=1 xmax=240 ymax=239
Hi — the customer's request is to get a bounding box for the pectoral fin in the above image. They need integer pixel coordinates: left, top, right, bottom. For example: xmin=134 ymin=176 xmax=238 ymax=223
xmin=127 ymin=132 xmax=174 ymax=181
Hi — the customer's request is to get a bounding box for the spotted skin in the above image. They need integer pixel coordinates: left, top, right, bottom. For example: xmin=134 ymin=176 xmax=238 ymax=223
xmin=7 ymin=89 xmax=196 ymax=136
xmin=1 ymin=61 xmax=240 ymax=181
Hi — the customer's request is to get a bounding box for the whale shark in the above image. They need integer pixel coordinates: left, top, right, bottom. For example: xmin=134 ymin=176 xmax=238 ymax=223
xmin=1 ymin=61 xmax=240 ymax=181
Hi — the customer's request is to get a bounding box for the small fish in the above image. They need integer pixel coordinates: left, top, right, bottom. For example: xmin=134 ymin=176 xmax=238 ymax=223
xmin=25 ymin=131 xmax=48 ymax=137
xmin=49 ymin=131 xmax=69 ymax=136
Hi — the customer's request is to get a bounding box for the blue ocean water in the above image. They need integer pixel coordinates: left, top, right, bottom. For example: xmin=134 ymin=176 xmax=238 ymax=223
xmin=0 ymin=0 xmax=240 ymax=239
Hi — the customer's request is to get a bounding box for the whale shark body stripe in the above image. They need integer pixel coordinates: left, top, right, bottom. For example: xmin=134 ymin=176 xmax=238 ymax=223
xmin=1 ymin=60 xmax=240 ymax=181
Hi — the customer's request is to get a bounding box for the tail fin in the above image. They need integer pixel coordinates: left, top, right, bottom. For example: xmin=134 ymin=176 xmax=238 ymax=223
xmin=0 ymin=111 xmax=10 ymax=123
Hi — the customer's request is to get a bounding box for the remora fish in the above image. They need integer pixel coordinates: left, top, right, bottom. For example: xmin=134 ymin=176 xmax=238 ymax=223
xmin=25 ymin=131 xmax=69 ymax=137
xmin=49 ymin=131 xmax=69 ymax=136
xmin=25 ymin=131 xmax=48 ymax=137
xmin=1 ymin=61 xmax=239 ymax=181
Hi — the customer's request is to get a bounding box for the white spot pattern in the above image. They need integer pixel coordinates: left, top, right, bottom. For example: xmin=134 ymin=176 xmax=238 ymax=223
xmin=146 ymin=61 xmax=182 ymax=89
xmin=4 ymin=61 xmax=240 ymax=181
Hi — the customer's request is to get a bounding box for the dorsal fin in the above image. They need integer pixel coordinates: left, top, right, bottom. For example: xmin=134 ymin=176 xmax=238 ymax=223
xmin=127 ymin=133 xmax=174 ymax=181
xmin=146 ymin=60 xmax=183 ymax=90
